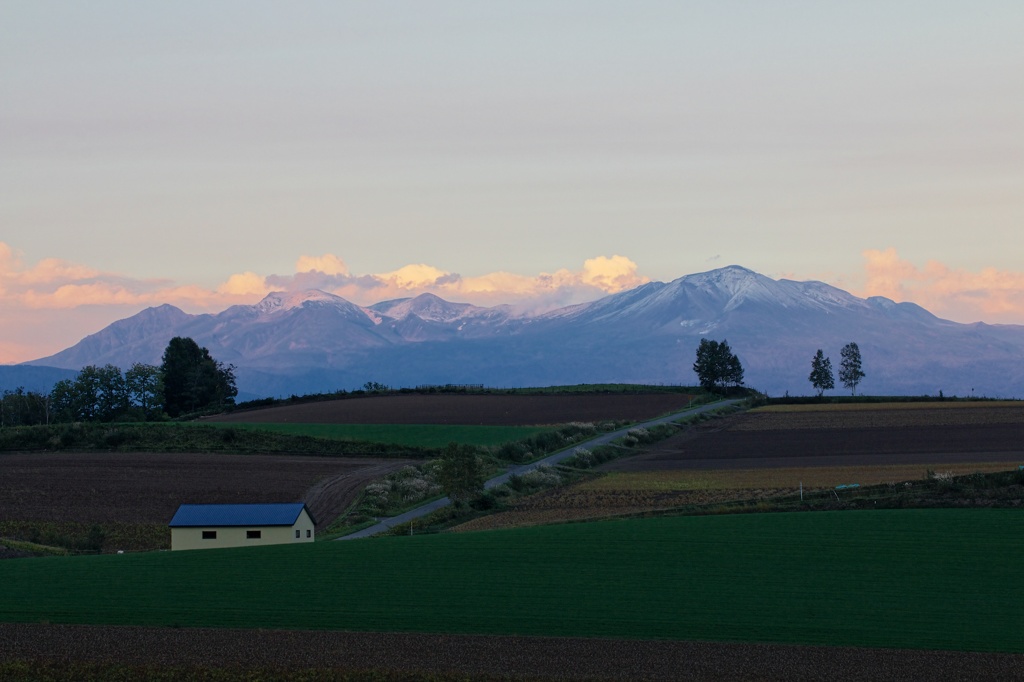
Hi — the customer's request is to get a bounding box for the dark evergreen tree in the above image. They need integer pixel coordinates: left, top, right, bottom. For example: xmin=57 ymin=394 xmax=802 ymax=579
xmin=160 ymin=337 xmax=237 ymax=417
xmin=839 ymin=342 xmax=866 ymax=395
xmin=693 ymin=338 xmax=744 ymax=392
xmin=808 ymin=349 xmax=835 ymax=397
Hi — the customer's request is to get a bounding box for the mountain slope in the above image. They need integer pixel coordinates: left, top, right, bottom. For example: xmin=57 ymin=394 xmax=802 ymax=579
xmin=23 ymin=266 xmax=1024 ymax=398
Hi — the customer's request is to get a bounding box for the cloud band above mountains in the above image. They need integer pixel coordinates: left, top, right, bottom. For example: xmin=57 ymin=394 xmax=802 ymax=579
xmin=2 ymin=242 xmax=649 ymax=314
xmin=2 ymin=240 xmax=1023 ymax=364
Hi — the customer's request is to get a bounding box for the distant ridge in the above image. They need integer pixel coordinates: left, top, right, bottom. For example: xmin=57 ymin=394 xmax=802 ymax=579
xmin=0 ymin=365 xmax=78 ymax=394
xmin=20 ymin=265 xmax=1024 ymax=399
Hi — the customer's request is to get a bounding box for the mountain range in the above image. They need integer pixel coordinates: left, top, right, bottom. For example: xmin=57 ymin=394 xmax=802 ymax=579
xmin=8 ymin=265 xmax=1024 ymax=399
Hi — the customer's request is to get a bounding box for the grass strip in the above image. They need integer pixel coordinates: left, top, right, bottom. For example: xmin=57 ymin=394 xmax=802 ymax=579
xmin=0 ymin=422 xmax=431 ymax=458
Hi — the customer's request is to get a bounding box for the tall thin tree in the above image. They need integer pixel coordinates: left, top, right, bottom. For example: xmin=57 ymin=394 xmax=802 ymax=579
xmin=809 ymin=349 xmax=834 ymax=397
xmin=839 ymin=342 xmax=866 ymax=395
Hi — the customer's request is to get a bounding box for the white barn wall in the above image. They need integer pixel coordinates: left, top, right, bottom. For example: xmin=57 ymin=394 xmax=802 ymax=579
xmin=171 ymin=509 xmax=315 ymax=551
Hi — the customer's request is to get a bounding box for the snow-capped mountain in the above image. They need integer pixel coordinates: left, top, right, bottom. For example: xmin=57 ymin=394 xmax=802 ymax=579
xmin=13 ymin=265 xmax=1024 ymax=399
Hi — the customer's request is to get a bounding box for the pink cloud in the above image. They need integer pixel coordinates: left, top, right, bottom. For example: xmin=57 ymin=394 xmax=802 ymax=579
xmin=855 ymin=248 xmax=1024 ymax=324
xmin=216 ymin=272 xmax=272 ymax=297
xmin=265 ymin=253 xmax=649 ymax=312
xmin=295 ymin=254 xmax=349 ymax=276
xmin=0 ymin=242 xmax=652 ymax=362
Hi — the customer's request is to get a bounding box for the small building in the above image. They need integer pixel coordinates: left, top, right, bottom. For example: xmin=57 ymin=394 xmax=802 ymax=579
xmin=168 ymin=503 xmax=316 ymax=551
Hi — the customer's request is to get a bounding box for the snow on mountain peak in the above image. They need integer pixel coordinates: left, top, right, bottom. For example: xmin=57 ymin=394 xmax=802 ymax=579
xmin=254 ymin=290 xmax=347 ymax=315
xmin=678 ymin=266 xmax=863 ymax=312
xmin=372 ymin=293 xmax=480 ymax=323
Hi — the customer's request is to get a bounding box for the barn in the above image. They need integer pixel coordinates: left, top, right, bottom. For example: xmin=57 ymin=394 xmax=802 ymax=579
xmin=168 ymin=503 xmax=316 ymax=551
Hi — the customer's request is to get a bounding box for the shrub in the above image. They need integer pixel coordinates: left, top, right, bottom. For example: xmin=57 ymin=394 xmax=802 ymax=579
xmin=521 ymin=465 xmax=562 ymax=488
xmin=497 ymin=441 xmax=532 ymax=463
xmin=627 ymin=427 xmax=650 ymax=441
xmin=569 ymin=447 xmax=594 ymax=468
xmin=469 ymin=491 xmax=499 ymax=511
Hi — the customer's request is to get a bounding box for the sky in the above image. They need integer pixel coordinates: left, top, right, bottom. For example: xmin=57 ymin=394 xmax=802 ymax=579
xmin=2 ymin=1 xmax=1023 ymax=363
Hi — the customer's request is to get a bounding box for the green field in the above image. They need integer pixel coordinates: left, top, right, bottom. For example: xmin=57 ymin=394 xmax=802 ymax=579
xmin=1 ymin=509 xmax=1020 ymax=652
xmin=208 ymin=422 xmax=553 ymax=448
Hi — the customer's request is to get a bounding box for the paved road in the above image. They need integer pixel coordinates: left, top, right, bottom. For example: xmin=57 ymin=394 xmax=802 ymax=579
xmin=339 ymin=398 xmax=741 ymax=540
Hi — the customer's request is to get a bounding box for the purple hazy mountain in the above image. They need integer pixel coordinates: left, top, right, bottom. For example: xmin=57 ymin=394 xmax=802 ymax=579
xmin=15 ymin=266 xmax=1024 ymax=399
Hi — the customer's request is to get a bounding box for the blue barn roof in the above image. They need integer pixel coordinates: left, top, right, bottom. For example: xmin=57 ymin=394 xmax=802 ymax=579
xmin=169 ymin=503 xmax=315 ymax=528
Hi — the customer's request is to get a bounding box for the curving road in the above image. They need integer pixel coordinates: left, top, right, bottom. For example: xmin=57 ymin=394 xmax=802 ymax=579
xmin=339 ymin=398 xmax=741 ymax=540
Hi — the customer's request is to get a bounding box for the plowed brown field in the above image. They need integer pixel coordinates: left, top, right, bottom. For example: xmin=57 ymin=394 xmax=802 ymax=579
xmin=0 ymin=452 xmax=412 ymax=549
xmin=210 ymin=393 xmax=697 ymax=425
xmin=3 ymin=624 xmax=1022 ymax=681
xmin=605 ymin=403 xmax=1024 ymax=471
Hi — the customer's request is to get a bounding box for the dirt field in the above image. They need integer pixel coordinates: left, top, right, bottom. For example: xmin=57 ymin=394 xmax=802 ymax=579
xmin=0 ymin=452 xmax=412 ymax=548
xmin=210 ymin=393 xmax=697 ymax=426
xmin=604 ymin=403 xmax=1024 ymax=471
xmin=2 ymin=623 xmax=1021 ymax=681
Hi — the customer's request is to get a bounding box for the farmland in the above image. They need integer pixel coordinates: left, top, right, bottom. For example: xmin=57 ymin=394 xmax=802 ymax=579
xmin=209 ymin=391 xmax=698 ymax=425
xmin=0 ymin=452 xmax=412 ymax=551
xmin=208 ymin=422 xmax=554 ymax=448
xmin=459 ymin=401 xmax=1024 ymax=532
xmin=0 ymin=392 xmax=700 ymax=554
xmin=605 ymin=401 xmax=1024 ymax=470
xmin=3 ymin=396 xmax=1023 ymax=679
xmin=1 ymin=510 xmax=1022 ymax=652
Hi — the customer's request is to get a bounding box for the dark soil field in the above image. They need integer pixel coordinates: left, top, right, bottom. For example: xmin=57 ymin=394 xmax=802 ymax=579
xmin=604 ymin=403 xmax=1024 ymax=472
xmin=0 ymin=452 xmax=412 ymax=550
xmin=210 ymin=392 xmax=697 ymax=426
xmin=3 ymin=623 xmax=1022 ymax=681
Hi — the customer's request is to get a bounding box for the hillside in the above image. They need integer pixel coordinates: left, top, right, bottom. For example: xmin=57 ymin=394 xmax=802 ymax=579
xmin=19 ymin=265 xmax=1024 ymax=399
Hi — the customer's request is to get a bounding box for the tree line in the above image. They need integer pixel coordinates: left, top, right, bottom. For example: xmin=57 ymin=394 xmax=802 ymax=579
xmin=809 ymin=342 xmax=865 ymax=396
xmin=0 ymin=337 xmax=236 ymax=427
xmin=692 ymin=338 xmax=866 ymax=396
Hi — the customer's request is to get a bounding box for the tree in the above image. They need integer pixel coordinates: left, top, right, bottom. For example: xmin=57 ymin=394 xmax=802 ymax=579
xmin=92 ymin=364 xmax=129 ymax=422
xmin=808 ymin=349 xmax=834 ymax=397
xmin=435 ymin=442 xmax=485 ymax=504
xmin=48 ymin=378 xmax=79 ymax=423
xmin=0 ymin=387 xmax=48 ymax=427
xmin=160 ymin=337 xmax=237 ymax=418
xmin=49 ymin=364 xmax=129 ymax=422
xmin=693 ymin=339 xmax=744 ymax=392
xmin=839 ymin=342 xmax=866 ymax=395
xmin=125 ymin=363 xmax=164 ymax=419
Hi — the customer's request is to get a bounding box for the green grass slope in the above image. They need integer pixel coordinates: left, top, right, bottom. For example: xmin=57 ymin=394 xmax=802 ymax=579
xmin=1 ymin=510 xmax=1020 ymax=652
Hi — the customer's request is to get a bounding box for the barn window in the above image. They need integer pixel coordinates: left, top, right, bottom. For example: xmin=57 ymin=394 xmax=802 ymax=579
xmin=246 ymin=530 xmax=261 ymax=539
xmin=202 ymin=530 xmax=217 ymax=540
xmin=306 ymin=529 xmax=311 ymax=538
xmin=295 ymin=530 xmax=300 ymax=539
